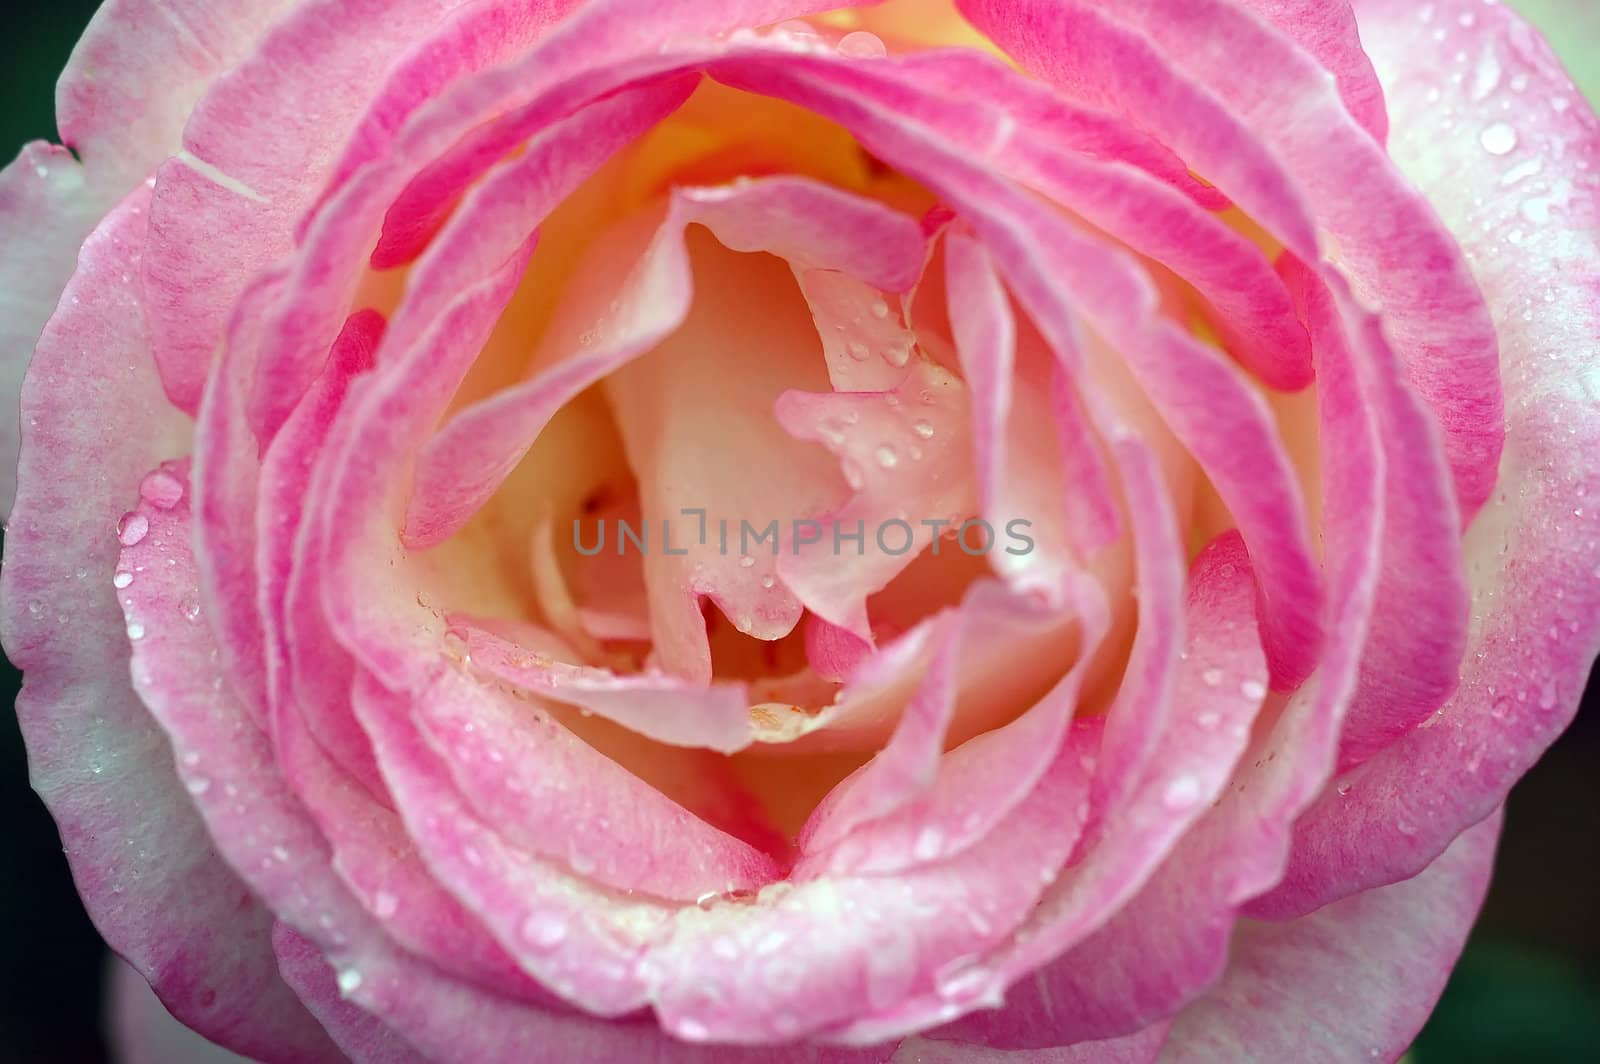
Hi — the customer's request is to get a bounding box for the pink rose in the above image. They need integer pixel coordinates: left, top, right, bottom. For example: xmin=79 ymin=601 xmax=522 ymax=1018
xmin=3 ymin=0 xmax=1597 ymax=1059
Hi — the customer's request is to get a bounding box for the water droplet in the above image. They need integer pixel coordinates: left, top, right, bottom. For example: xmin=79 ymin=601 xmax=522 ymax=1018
xmin=773 ymin=19 xmax=822 ymax=45
xmin=112 ymin=571 xmax=133 ymax=589
xmin=125 ymin=621 xmax=146 ymax=641
xmin=117 ymin=512 xmax=148 ymax=547
xmin=912 ymin=419 xmax=935 ymax=440
xmin=1201 ymin=667 xmax=1223 ymax=686
xmin=567 ymin=844 xmax=596 ymax=876
xmin=520 ymin=911 xmax=569 ymax=949
xmin=739 ymin=554 xmax=756 ymax=569
xmin=760 ymin=574 xmax=776 ymax=590
xmin=138 ymin=470 xmax=183 ymax=510
xmin=441 ymin=629 xmax=470 ymax=663
xmin=875 ymin=445 xmax=899 ymax=469
xmin=1470 ymin=51 xmax=1501 ymax=101
xmin=912 ymin=825 xmax=943 ymax=860
xmin=185 ymin=777 xmax=211 ymax=795
xmin=1162 ymin=774 xmax=1202 ymax=810
xmin=846 ymin=339 xmax=870 ymax=361
xmin=1196 ymin=711 xmax=1220 ymax=730
xmin=1240 ymin=679 xmax=1267 ymax=700
xmin=842 ymin=460 xmax=865 ymax=490
xmin=935 ymin=959 xmax=991 ymax=1002
xmin=870 ymin=299 xmax=890 ymax=320
xmin=837 ymin=30 xmax=887 ymax=59
xmin=271 ymin=845 xmax=291 ymax=862
xmin=1479 ymin=122 xmax=1517 ymax=155
xmin=676 ymin=1019 xmax=710 ymax=1042
xmin=336 ymin=969 xmax=363 ymax=996
xmin=1335 ymin=782 xmax=1353 ymax=797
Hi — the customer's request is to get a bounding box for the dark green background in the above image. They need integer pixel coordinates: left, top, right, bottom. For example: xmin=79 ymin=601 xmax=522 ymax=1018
xmin=0 ymin=3 xmax=1596 ymax=1061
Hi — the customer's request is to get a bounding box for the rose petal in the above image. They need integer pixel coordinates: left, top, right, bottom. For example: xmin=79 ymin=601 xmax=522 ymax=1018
xmin=0 ymin=188 xmax=336 ymax=1060
xmin=1165 ymin=811 xmax=1501 ymax=1062
xmin=960 ymin=0 xmax=1504 ymax=518
xmin=1254 ymin=0 xmax=1600 ymax=918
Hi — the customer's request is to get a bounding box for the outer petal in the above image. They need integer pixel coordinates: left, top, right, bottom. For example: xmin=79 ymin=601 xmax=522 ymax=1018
xmin=1508 ymin=0 xmax=1600 ymax=100
xmin=56 ymin=0 xmax=300 ymax=198
xmin=891 ymin=1028 xmax=1167 ymax=1064
xmin=143 ymin=0 xmax=479 ymax=412
xmin=0 ymin=145 xmax=102 ymax=519
xmin=0 ymin=0 xmax=297 ymax=517
xmin=0 ymin=188 xmax=338 ymax=1060
xmin=960 ymin=0 xmax=1504 ymax=519
xmin=1257 ymin=0 xmax=1600 ymax=917
xmin=107 ymin=957 xmax=251 ymax=1064
xmin=1165 ymin=811 xmax=1501 ymax=1063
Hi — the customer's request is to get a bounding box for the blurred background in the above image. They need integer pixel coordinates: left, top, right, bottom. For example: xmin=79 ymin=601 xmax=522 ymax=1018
xmin=1 ymin=2 xmax=1597 ymax=1061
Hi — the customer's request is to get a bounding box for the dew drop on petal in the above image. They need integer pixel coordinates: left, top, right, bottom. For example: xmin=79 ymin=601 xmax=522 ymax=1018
xmin=1479 ymin=122 xmax=1517 ymax=155
xmin=1162 ymin=774 xmax=1202 ymax=810
xmin=520 ymin=911 xmax=569 ymax=949
xmin=739 ymin=554 xmax=756 ymax=569
xmin=117 ymin=512 xmax=149 ymax=546
xmin=1201 ymin=667 xmax=1223 ymax=686
xmin=336 ymin=969 xmax=363 ymax=996
xmin=1240 ymin=679 xmax=1268 ymax=700
xmin=935 ymin=959 xmax=992 ymax=1002
xmin=112 ymin=571 xmax=133 ymax=589
xmin=912 ymin=419 xmax=935 ymax=440
xmin=125 ymin=621 xmax=146 ymax=641
xmin=875 ymin=445 xmax=899 ymax=469
xmin=837 ymin=30 xmax=887 ymax=58
xmin=870 ymin=299 xmax=890 ymax=320
xmin=846 ymin=340 xmax=870 ymax=361
xmin=138 ymin=470 xmax=184 ymax=510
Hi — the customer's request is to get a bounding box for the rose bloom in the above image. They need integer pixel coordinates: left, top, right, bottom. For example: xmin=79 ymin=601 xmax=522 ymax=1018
xmin=2 ymin=0 xmax=1598 ymax=1060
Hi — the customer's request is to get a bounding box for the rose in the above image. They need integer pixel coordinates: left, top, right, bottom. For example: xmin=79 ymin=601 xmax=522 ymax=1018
xmin=2 ymin=0 xmax=1597 ymax=1060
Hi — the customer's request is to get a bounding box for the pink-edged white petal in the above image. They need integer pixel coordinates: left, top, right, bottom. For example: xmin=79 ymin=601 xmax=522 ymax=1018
xmin=1256 ymin=0 xmax=1600 ymax=918
xmin=0 ymin=188 xmax=336 ymax=1060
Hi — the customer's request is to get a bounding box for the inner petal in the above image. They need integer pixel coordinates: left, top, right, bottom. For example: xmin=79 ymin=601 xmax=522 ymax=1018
xmin=602 ymin=226 xmax=849 ymax=682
